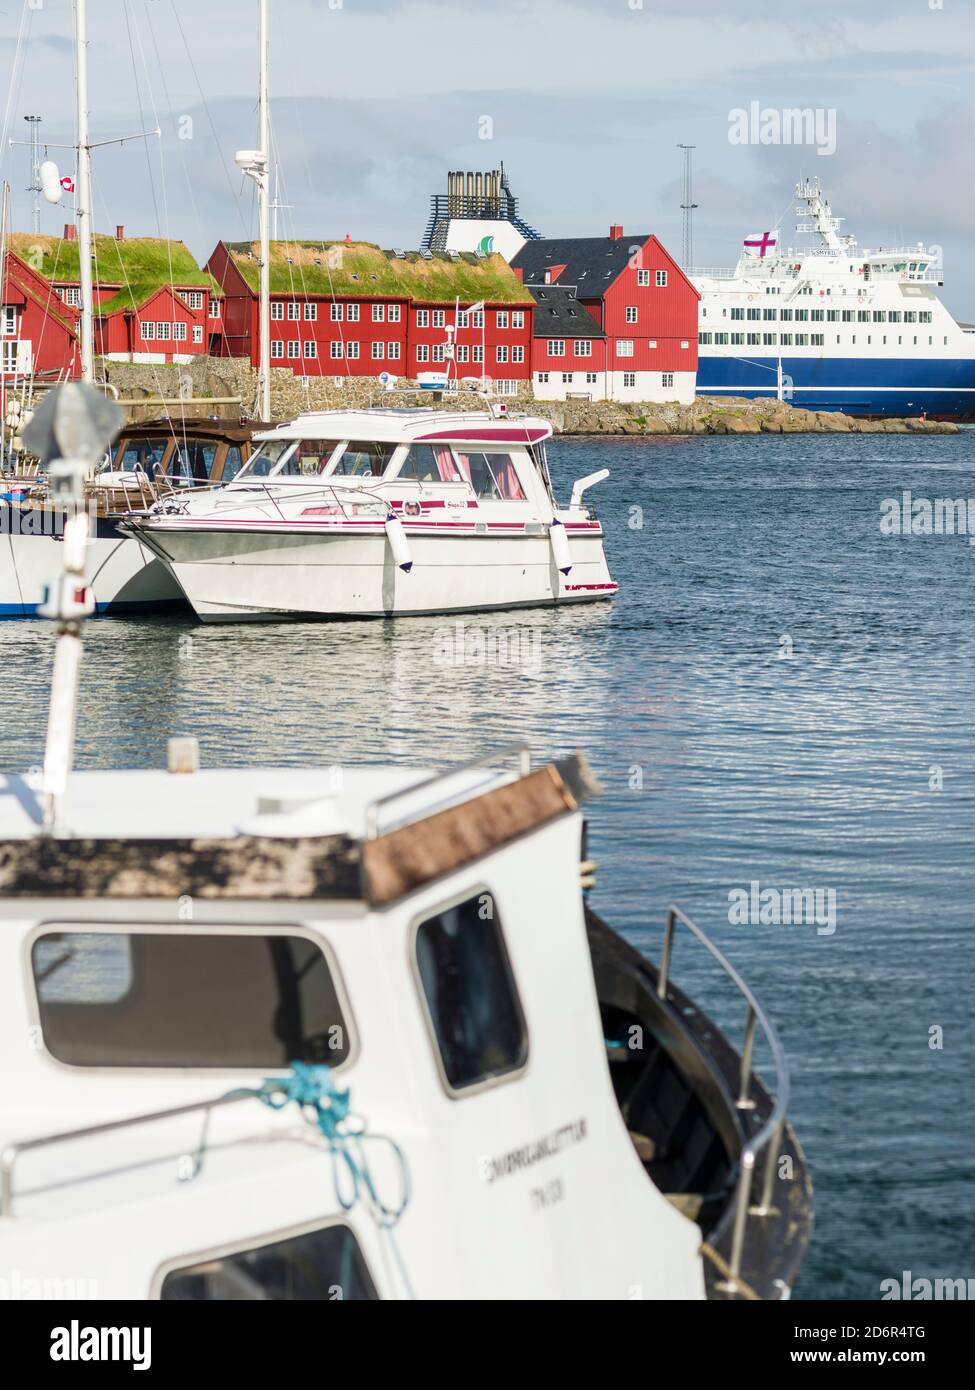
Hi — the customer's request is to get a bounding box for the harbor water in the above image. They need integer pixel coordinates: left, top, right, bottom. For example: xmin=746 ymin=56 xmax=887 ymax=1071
xmin=2 ymin=430 xmax=973 ymax=1300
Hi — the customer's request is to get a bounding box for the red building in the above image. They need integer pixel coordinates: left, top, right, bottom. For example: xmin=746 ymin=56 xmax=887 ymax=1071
xmin=205 ymin=240 xmax=534 ymax=395
xmin=512 ymin=226 xmax=699 ymax=402
xmin=1 ymin=247 xmax=80 ymax=385
xmin=6 ymin=228 xmax=220 ymax=368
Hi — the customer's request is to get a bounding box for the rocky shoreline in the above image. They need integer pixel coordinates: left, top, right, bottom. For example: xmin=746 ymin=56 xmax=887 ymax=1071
xmin=536 ymin=395 xmax=960 ymax=436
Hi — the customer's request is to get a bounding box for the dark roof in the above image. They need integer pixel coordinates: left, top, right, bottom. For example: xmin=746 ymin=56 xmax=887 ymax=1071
xmin=119 ymin=416 xmax=268 ymax=443
xmin=512 ymin=234 xmax=651 ymax=298
xmin=527 ymin=285 xmax=604 ymax=338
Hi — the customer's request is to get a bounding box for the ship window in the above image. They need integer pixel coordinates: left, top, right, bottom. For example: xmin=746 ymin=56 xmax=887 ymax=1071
xmin=235 ymin=439 xmax=296 ymax=479
xmin=396 ymin=444 xmax=456 ymax=483
xmin=159 ymin=1223 xmax=377 ymax=1301
xmin=31 ymin=929 xmax=351 ymax=1069
xmin=414 ymin=892 xmax=527 ymax=1093
xmin=221 ymin=446 xmax=246 ymax=482
xmin=168 ymin=440 xmax=219 ymax=484
xmin=330 ymin=441 xmax=397 ymax=477
xmin=111 ymin=437 xmax=169 ymax=477
xmin=452 ymin=451 xmax=526 ymax=500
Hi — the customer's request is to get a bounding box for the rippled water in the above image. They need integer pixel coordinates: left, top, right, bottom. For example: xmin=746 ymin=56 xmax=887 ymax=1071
xmin=2 ymin=430 xmax=974 ymax=1300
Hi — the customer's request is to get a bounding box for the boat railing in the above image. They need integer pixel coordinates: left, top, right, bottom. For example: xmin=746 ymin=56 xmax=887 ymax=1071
xmin=364 ymin=742 xmax=532 ymax=839
xmin=151 ymin=477 xmax=398 ymax=524
xmin=0 ymin=1090 xmax=255 ymax=1219
xmin=658 ymin=904 xmax=790 ymax=1287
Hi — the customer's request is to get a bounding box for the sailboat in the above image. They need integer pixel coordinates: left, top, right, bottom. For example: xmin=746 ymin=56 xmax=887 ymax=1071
xmin=0 ymin=0 xmax=265 ymax=617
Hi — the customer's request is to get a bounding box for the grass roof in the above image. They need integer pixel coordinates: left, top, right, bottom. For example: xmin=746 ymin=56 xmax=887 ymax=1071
xmin=224 ymin=240 xmax=533 ymax=305
xmin=7 ymin=233 xmax=219 ymax=315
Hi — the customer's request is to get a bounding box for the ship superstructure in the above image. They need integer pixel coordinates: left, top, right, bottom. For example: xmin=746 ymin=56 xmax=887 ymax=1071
xmin=693 ymin=179 xmax=975 ymax=417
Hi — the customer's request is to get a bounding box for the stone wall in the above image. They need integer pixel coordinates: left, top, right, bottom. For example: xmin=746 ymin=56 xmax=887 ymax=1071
xmin=97 ymin=357 xmax=533 ymax=423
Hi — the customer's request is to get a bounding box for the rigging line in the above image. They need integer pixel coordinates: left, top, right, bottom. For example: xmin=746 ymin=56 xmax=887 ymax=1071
xmin=0 ymin=1 xmax=34 ymax=184
xmin=121 ymin=0 xmax=162 ymax=237
xmin=89 ymin=168 xmax=184 ymax=456
xmin=123 ymin=0 xmax=182 ymax=449
xmin=142 ymin=0 xmax=208 ymax=265
xmin=168 ymin=0 xmax=249 ymax=238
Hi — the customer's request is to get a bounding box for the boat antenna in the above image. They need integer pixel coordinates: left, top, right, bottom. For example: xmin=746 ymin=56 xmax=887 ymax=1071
xmin=23 ymin=383 xmax=124 ymax=835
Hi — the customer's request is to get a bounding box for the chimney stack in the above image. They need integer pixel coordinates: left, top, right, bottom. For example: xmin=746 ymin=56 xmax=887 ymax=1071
xmin=116 ymin=225 xmax=125 ymax=240
xmin=64 ymin=222 xmax=77 ymax=243
xmin=609 ymin=224 xmax=623 ymax=241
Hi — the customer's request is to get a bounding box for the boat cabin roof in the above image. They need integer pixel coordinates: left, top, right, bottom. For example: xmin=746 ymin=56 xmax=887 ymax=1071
xmin=0 ymin=753 xmax=597 ymax=908
xmin=254 ymin=408 xmax=553 ymax=448
xmin=117 ymin=417 xmax=268 ymax=445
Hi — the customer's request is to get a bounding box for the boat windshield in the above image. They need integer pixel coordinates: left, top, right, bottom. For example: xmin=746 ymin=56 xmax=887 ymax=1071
xmin=235 ymin=439 xmax=343 ymax=480
xmin=328 ymin=440 xmax=398 ymax=478
xmin=108 ymin=438 xmax=169 ymax=475
xmin=234 ymin=439 xmax=298 ymax=478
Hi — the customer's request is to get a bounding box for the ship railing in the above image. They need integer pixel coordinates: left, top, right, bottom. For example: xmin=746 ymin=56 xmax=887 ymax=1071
xmin=364 ymin=741 xmax=532 ymax=839
xmin=0 ymin=1091 xmax=258 ymax=1219
xmin=657 ymin=904 xmax=790 ymax=1288
xmin=152 ymin=476 xmax=399 ymax=526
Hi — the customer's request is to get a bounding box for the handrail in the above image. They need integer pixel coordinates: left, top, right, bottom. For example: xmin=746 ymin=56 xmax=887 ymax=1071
xmin=0 ymin=1090 xmax=255 ymax=1218
xmin=364 ymin=742 xmax=531 ymax=841
xmin=658 ymin=905 xmax=790 ymax=1285
xmin=149 ymin=477 xmax=397 ymax=525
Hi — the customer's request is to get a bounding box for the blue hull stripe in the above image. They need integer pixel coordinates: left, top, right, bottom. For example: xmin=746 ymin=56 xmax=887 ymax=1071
xmin=696 ymin=354 xmax=975 ymax=417
xmin=0 ymin=599 xmax=184 ymax=619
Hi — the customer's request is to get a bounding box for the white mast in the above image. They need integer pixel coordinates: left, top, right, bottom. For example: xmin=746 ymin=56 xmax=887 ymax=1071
xmin=257 ymin=0 xmax=271 ymax=420
xmin=74 ymin=0 xmax=95 ymax=384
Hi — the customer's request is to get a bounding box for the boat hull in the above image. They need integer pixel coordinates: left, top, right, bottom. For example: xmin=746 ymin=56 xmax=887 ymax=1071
xmin=0 ymin=513 xmax=185 ymax=618
xmin=697 ymin=353 xmax=975 ymax=418
xmin=138 ymin=524 xmax=618 ymax=622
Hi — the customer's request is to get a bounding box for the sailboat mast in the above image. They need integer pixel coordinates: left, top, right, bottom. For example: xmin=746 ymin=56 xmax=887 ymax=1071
xmin=74 ymin=0 xmax=95 ymax=385
xmin=257 ymin=0 xmax=271 ymax=420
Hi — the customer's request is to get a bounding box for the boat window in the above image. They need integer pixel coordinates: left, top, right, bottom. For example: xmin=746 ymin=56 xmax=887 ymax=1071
xmin=31 ymin=930 xmax=351 ymax=1069
xmin=452 ymin=451 xmax=526 ymax=501
xmin=159 ymin=1224 xmax=377 ymax=1301
xmin=396 ymin=445 xmax=457 ymax=482
xmin=221 ymin=445 xmax=245 ymax=482
xmin=234 ymin=439 xmax=296 ymax=479
xmin=290 ymin=440 xmax=342 ymax=475
xmin=329 ymin=441 xmax=397 ymax=477
xmin=414 ymin=893 xmax=527 ymax=1093
xmin=111 ymin=438 xmax=169 ymax=476
xmin=168 ymin=440 xmax=219 ymax=485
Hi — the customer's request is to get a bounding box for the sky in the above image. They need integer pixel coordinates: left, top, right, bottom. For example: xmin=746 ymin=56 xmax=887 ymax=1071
xmin=1 ymin=0 xmax=973 ymax=316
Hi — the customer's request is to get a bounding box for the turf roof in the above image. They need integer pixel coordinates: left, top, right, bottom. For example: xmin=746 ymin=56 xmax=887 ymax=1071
xmin=222 ymin=240 xmax=533 ymax=304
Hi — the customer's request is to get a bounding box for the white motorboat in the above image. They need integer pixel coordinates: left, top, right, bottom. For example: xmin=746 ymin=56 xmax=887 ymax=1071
xmin=0 ymin=419 xmax=262 ymax=618
xmin=126 ymin=404 xmax=618 ymax=623
xmin=0 ymin=746 xmax=813 ymax=1301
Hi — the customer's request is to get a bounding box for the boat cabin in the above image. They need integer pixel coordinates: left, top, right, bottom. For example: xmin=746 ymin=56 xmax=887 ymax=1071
xmin=0 ymin=748 xmax=811 ymax=1300
xmin=94 ymin=417 xmax=265 ymax=508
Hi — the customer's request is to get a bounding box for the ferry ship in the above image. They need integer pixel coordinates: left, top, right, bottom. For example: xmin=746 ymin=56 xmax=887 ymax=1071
xmin=694 ymin=179 xmax=975 ymax=418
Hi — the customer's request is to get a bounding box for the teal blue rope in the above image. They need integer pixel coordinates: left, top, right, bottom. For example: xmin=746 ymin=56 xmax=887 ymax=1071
xmin=194 ymin=1062 xmax=410 ymax=1231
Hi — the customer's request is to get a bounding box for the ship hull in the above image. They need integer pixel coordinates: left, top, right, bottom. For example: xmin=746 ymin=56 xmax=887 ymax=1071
xmin=696 ymin=353 xmax=975 ymax=419
xmin=0 ymin=510 xmax=185 ymax=618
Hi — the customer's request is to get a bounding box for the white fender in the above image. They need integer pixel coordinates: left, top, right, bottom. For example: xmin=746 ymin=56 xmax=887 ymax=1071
xmin=549 ymin=518 xmax=572 ymax=576
xmin=385 ymin=513 xmax=413 ymax=573
xmin=40 ymin=160 xmax=64 ymax=205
